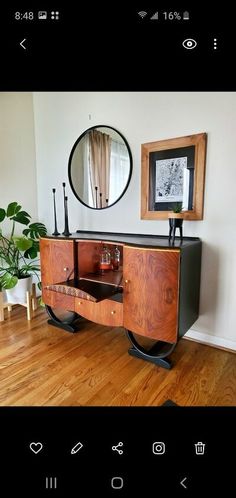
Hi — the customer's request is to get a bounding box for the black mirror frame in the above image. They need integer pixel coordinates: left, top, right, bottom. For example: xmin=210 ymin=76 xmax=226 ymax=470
xmin=68 ymin=125 xmax=133 ymax=210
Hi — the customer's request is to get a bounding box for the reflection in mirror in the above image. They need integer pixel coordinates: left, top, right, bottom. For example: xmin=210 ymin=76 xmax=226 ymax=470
xmin=68 ymin=126 xmax=132 ymax=209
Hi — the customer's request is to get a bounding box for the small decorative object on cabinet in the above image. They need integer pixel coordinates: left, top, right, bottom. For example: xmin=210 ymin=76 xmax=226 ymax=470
xmin=112 ymin=246 xmax=120 ymax=271
xmin=168 ymin=202 xmax=184 ymax=245
xmin=62 ymin=182 xmax=71 ymax=236
xmin=52 ymin=188 xmax=60 ymax=236
xmin=40 ymin=230 xmax=202 ymax=369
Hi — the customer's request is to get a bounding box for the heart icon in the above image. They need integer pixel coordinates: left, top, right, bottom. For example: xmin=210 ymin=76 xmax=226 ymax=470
xmin=29 ymin=442 xmax=43 ymax=454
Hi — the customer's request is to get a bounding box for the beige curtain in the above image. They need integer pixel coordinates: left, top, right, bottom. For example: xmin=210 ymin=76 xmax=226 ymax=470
xmin=88 ymin=130 xmax=111 ymax=208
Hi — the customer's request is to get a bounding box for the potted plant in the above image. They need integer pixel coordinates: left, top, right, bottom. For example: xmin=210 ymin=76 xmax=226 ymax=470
xmin=0 ymin=202 xmax=47 ymax=304
xmin=168 ymin=203 xmax=184 ymax=244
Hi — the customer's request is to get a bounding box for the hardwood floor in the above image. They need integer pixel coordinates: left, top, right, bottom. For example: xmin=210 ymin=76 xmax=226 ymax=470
xmin=0 ymin=305 xmax=235 ymax=406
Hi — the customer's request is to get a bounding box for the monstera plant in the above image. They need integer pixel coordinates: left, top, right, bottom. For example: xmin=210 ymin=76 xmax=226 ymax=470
xmin=0 ymin=202 xmax=47 ymax=291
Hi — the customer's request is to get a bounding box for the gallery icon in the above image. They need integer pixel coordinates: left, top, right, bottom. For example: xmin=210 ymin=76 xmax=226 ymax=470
xmin=152 ymin=442 xmax=165 ymax=455
xmin=38 ymin=11 xmax=47 ymax=20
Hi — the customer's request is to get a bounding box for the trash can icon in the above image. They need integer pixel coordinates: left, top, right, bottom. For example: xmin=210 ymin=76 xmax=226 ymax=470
xmin=194 ymin=442 xmax=206 ymax=455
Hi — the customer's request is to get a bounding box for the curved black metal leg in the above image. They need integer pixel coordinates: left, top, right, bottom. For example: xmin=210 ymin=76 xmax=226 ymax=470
xmin=171 ymin=225 xmax=176 ymax=245
xmin=126 ymin=330 xmax=176 ymax=369
xmin=46 ymin=305 xmax=82 ymax=333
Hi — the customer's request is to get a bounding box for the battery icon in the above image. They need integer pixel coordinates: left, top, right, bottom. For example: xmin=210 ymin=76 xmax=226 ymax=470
xmin=183 ymin=11 xmax=190 ymax=20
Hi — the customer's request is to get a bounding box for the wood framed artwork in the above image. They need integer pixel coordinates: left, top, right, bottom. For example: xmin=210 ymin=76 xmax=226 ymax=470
xmin=141 ymin=132 xmax=207 ymax=220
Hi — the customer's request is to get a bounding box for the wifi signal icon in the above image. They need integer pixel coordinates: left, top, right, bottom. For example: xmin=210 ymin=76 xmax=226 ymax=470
xmin=138 ymin=11 xmax=148 ymax=19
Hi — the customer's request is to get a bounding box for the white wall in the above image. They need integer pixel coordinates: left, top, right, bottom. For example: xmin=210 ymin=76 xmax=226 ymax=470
xmin=0 ymin=93 xmax=38 ymax=231
xmin=33 ymin=92 xmax=236 ymax=349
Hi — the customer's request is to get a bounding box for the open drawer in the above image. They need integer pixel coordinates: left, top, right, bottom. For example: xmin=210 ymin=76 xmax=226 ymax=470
xmin=45 ymin=278 xmax=123 ymax=303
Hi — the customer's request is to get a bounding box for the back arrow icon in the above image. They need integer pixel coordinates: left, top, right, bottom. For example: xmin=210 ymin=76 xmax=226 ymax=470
xmin=180 ymin=477 xmax=187 ymax=489
xmin=20 ymin=39 xmax=27 ymax=49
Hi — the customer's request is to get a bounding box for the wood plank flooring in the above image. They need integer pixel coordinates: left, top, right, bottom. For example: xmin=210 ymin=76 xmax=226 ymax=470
xmin=0 ymin=305 xmax=235 ymax=406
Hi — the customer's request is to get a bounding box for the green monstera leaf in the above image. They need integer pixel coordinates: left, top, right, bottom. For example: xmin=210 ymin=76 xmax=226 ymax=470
xmin=1 ymin=272 xmax=18 ymax=289
xmin=0 ymin=208 xmax=6 ymax=222
xmin=24 ymin=245 xmax=38 ymax=259
xmin=6 ymin=202 xmax=22 ymax=217
xmin=13 ymin=237 xmax=33 ymax=252
xmin=5 ymin=202 xmax=31 ymax=225
xmin=23 ymin=222 xmax=47 ymax=239
xmin=11 ymin=211 xmax=31 ymax=225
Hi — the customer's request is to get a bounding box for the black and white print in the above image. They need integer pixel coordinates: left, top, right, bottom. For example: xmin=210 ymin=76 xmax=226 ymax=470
xmin=155 ymin=156 xmax=189 ymax=203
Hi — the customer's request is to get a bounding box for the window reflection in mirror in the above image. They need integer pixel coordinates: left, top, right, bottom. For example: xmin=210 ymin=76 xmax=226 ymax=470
xmin=68 ymin=126 xmax=132 ymax=209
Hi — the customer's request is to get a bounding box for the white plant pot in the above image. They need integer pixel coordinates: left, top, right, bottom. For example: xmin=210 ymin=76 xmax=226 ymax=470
xmin=5 ymin=276 xmax=33 ymax=305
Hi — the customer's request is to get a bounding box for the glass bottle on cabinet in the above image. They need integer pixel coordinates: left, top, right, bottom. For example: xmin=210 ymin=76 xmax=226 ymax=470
xmin=112 ymin=246 xmax=120 ymax=271
xmin=99 ymin=245 xmax=111 ymax=272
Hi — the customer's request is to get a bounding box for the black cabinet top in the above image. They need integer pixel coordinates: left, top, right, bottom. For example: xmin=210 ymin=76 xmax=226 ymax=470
xmin=42 ymin=230 xmax=201 ymax=249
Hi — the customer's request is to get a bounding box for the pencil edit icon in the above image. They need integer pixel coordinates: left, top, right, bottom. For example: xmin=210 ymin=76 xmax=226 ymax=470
xmin=71 ymin=442 xmax=83 ymax=454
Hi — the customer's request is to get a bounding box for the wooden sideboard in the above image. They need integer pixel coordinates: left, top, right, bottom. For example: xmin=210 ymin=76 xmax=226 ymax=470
xmin=40 ymin=231 xmax=202 ymax=368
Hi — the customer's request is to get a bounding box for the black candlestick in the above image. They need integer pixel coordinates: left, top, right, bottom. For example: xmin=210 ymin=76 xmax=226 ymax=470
xmin=62 ymin=182 xmax=66 ymax=210
xmin=52 ymin=188 xmax=60 ymax=236
xmin=95 ymin=186 xmax=98 ymax=208
xmin=62 ymin=195 xmax=72 ymax=236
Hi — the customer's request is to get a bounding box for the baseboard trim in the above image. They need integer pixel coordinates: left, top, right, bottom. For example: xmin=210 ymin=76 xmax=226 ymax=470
xmin=184 ymin=329 xmax=236 ymax=353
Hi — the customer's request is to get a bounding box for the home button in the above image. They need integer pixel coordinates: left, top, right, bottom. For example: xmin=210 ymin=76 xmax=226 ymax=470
xmin=111 ymin=477 xmax=124 ymax=489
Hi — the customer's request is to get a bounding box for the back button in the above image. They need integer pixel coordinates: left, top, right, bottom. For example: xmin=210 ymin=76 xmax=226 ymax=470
xmin=19 ymin=38 xmax=27 ymax=50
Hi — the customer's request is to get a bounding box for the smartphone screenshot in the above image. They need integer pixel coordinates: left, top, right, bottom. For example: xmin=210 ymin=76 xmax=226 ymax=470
xmin=0 ymin=3 xmax=235 ymax=496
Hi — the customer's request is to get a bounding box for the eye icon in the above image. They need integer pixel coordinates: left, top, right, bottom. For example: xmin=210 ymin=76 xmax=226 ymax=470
xmin=182 ymin=38 xmax=197 ymax=49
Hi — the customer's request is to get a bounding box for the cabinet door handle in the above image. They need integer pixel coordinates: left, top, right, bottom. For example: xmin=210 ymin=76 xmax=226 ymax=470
xmin=124 ymin=279 xmax=130 ymax=292
xmin=165 ymin=288 xmax=174 ymax=304
xmin=78 ymin=301 xmax=83 ymax=305
xmin=63 ymin=267 xmax=69 ymax=271
xmin=111 ymin=310 xmax=116 ymax=315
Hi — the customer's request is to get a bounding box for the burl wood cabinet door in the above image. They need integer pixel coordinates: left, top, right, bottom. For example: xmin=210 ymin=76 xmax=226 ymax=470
xmin=123 ymin=246 xmax=180 ymax=343
xmin=40 ymin=238 xmax=75 ymax=287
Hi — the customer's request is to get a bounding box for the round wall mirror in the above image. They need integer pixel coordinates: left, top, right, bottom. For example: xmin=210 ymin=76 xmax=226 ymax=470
xmin=68 ymin=125 xmax=132 ymax=209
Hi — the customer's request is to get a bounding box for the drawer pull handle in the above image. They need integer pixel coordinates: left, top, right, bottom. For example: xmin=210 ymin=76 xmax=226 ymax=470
xmin=111 ymin=310 xmax=116 ymax=315
xmin=78 ymin=301 xmax=83 ymax=305
xmin=63 ymin=267 xmax=69 ymax=271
